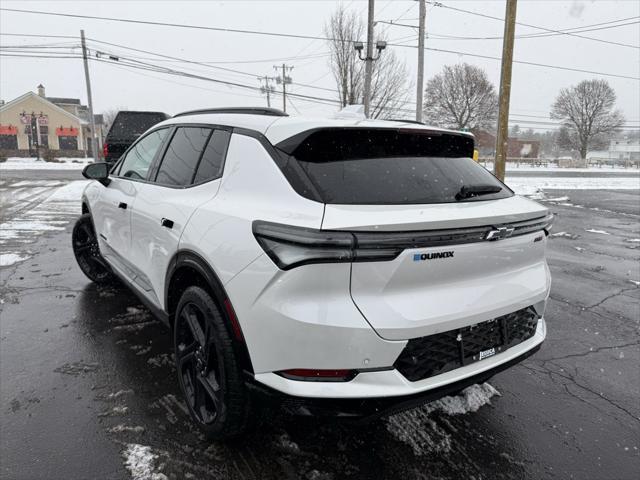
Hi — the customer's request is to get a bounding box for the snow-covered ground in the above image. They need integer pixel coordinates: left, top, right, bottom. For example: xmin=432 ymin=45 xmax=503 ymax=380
xmin=0 ymin=180 xmax=88 ymax=267
xmin=0 ymin=157 xmax=92 ymax=170
xmin=506 ymin=176 xmax=640 ymax=196
xmin=483 ymin=162 xmax=640 ymax=173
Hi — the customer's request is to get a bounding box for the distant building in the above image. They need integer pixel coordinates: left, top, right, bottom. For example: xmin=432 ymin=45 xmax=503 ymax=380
xmin=472 ymin=129 xmax=540 ymax=158
xmin=587 ymin=139 xmax=640 ymax=165
xmin=0 ymin=84 xmax=104 ymax=157
xmin=608 ymin=139 xmax=639 ymax=161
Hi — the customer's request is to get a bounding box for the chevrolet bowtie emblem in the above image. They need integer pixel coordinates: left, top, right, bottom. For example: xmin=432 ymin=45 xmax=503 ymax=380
xmin=486 ymin=226 xmax=515 ymax=241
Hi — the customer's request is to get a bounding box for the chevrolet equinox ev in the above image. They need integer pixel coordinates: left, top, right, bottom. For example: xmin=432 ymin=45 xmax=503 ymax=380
xmin=74 ymin=107 xmax=552 ymax=439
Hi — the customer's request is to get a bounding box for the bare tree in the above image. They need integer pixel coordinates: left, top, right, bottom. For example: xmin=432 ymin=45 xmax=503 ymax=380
xmin=423 ymin=63 xmax=498 ymax=130
xmin=324 ymin=6 xmax=411 ymax=119
xmin=550 ymin=79 xmax=624 ymax=159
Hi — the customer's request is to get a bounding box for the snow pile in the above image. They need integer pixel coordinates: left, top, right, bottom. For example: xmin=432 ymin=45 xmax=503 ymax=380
xmin=122 ymin=444 xmax=168 ymax=480
xmin=425 ymin=383 xmax=501 ymax=416
xmin=109 ymin=425 xmax=145 ymax=434
xmin=550 ymin=232 xmax=577 ymax=239
xmin=386 ymin=383 xmax=500 ymax=455
xmin=0 ymin=157 xmax=91 ymax=170
xmin=386 ymin=412 xmax=452 ymax=455
xmin=0 ymin=253 xmax=28 ymax=267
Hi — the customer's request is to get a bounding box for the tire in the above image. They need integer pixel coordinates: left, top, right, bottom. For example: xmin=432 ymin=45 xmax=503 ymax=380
xmin=72 ymin=213 xmax=114 ymax=284
xmin=174 ymin=286 xmax=251 ymax=439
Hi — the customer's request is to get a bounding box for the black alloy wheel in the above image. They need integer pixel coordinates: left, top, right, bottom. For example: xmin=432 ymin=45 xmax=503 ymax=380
xmin=174 ymin=286 xmax=250 ymax=439
xmin=176 ymin=301 xmax=224 ymax=425
xmin=72 ymin=213 xmax=113 ymax=283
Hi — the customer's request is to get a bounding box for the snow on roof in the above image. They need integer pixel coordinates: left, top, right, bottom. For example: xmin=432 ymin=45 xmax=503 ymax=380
xmin=158 ymin=112 xmax=472 ymax=146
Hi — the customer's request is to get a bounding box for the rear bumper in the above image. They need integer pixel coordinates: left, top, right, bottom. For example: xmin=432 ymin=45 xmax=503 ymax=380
xmin=252 ymin=318 xmax=545 ymax=402
xmin=249 ymin=341 xmax=542 ymax=419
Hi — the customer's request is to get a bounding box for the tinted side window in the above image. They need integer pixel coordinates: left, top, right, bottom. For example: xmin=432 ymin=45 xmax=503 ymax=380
xmin=155 ymin=127 xmax=211 ymax=186
xmin=193 ymin=129 xmax=231 ymax=184
xmin=118 ymin=128 xmax=169 ymax=180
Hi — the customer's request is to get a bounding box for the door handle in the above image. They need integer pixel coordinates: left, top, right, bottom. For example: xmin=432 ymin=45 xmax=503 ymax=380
xmin=161 ymin=218 xmax=174 ymax=229
xmin=118 ymin=202 xmax=128 ymax=210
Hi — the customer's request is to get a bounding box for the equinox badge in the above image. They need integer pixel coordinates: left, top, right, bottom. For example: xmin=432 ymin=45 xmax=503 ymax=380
xmin=413 ymin=251 xmax=454 ymax=261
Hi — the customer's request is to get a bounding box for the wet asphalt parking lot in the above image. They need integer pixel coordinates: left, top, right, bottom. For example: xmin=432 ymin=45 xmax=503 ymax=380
xmin=1 ymin=170 xmax=639 ymax=480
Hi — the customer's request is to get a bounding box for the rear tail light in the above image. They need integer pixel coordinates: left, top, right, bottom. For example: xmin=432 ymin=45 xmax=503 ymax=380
xmin=252 ymin=221 xmax=401 ymax=270
xmin=103 ymin=143 xmax=109 ymax=158
xmin=253 ymin=214 xmax=554 ymax=271
xmin=277 ymin=368 xmax=357 ymax=382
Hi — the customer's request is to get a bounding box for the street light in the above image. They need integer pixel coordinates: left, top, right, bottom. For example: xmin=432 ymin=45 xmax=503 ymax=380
xmin=354 ymin=39 xmax=386 ymax=61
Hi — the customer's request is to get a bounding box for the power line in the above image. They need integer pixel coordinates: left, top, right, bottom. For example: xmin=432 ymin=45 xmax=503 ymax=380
xmin=430 ymin=20 xmax=639 ymax=42
xmin=2 ymin=50 xmax=637 ymax=129
xmin=1 ymin=8 xmax=638 ymax=81
xmin=0 ymin=32 xmax=78 ymax=39
xmin=379 ymin=16 xmax=640 ymax=42
xmin=84 ymin=38 xmax=339 ymax=94
xmin=399 ymin=44 xmax=640 ymax=81
xmin=427 ymin=1 xmax=640 ymax=49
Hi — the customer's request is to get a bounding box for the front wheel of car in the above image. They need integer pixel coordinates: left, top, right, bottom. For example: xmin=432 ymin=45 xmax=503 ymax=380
xmin=174 ymin=286 xmax=251 ymax=439
xmin=72 ymin=213 xmax=114 ymax=284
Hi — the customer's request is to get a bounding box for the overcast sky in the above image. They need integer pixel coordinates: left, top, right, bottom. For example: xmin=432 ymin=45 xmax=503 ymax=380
xmin=1 ymin=0 xmax=639 ymax=131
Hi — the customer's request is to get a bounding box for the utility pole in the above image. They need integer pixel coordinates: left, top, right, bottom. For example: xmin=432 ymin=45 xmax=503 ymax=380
xmin=258 ymin=75 xmax=276 ymax=108
xmin=80 ymin=29 xmax=99 ymax=162
xmin=274 ymin=64 xmax=293 ymax=113
xmin=363 ymin=0 xmax=375 ymax=118
xmin=416 ymin=0 xmax=426 ymax=122
xmin=494 ymin=0 xmax=517 ymax=182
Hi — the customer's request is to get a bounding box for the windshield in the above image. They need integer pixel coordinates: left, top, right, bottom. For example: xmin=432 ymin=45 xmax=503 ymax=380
xmin=277 ymin=128 xmax=512 ymax=205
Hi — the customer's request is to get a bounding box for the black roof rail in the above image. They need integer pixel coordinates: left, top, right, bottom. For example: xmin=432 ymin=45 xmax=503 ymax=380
xmin=385 ymin=118 xmax=426 ymax=125
xmin=173 ymin=107 xmax=288 ymax=118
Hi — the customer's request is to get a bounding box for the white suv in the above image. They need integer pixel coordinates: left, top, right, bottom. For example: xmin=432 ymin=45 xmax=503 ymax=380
xmin=74 ymin=108 xmax=552 ymax=439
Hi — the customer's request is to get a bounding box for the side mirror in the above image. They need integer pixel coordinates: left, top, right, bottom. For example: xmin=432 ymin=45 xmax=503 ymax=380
xmin=82 ymin=162 xmax=111 ymax=186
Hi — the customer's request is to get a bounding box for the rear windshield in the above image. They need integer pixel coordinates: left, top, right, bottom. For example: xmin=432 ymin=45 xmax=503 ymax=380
xmin=108 ymin=112 xmax=168 ymax=139
xmin=276 ymin=128 xmax=512 ymax=205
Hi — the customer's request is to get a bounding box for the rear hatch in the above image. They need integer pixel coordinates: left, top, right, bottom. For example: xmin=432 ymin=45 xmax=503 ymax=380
xmin=276 ymin=127 xmax=551 ymax=340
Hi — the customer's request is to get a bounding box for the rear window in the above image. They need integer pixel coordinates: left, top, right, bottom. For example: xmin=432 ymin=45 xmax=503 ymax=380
xmin=155 ymin=127 xmax=211 ymax=186
xmin=108 ymin=112 xmax=168 ymax=139
xmin=276 ymin=128 xmax=512 ymax=205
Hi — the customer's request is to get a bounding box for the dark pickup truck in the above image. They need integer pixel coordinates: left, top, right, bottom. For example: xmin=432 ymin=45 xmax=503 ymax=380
xmin=103 ymin=111 xmax=169 ymax=164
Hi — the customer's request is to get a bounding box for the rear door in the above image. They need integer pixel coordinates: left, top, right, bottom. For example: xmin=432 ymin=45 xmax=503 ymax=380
xmin=277 ymin=127 xmax=551 ymax=341
xmin=129 ymin=126 xmax=231 ymax=308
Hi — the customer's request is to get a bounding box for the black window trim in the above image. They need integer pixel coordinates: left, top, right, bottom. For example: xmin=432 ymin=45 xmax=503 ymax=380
xmin=110 ymin=126 xmax=173 ymax=184
xmin=148 ymin=123 xmax=232 ymax=190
